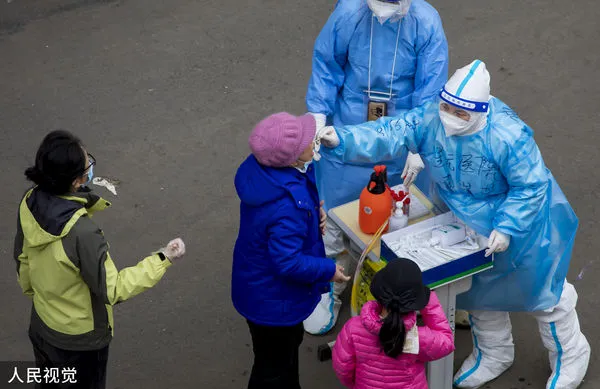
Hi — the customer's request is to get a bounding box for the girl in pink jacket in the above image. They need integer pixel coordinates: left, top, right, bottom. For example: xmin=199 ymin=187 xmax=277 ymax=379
xmin=333 ymin=258 xmax=455 ymax=389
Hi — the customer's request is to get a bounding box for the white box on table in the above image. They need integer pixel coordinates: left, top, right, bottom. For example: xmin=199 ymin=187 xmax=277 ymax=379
xmin=380 ymin=212 xmax=493 ymax=289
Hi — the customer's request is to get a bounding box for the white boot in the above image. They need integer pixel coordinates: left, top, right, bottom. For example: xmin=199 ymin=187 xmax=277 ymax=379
xmin=303 ymin=270 xmax=349 ymax=335
xmin=453 ymin=311 xmax=515 ymax=388
xmin=532 ymin=282 xmax=590 ymax=389
xmin=304 ymin=276 xmax=348 ymax=335
xmin=322 ymin=220 xmax=346 ymax=258
xmin=304 ymin=223 xmax=349 ymax=335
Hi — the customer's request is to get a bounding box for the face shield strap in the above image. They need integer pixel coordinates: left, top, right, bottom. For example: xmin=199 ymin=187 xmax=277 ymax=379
xmin=439 ymin=88 xmax=489 ymax=113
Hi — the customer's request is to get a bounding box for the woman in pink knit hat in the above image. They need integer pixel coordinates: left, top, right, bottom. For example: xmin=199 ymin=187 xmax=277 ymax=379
xmin=232 ymin=112 xmax=350 ymax=389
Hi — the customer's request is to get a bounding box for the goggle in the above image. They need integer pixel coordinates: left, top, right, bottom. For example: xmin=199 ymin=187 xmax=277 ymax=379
xmin=84 ymin=153 xmax=96 ymax=172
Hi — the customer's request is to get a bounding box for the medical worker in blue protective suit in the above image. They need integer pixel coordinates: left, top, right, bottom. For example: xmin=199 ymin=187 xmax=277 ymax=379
xmin=318 ymin=60 xmax=590 ymax=389
xmin=303 ymin=0 xmax=448 ymax=335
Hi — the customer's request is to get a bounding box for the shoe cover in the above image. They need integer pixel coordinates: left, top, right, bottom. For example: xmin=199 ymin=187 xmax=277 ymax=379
xmin=453 ymin=311 xmax=514 ymax=388
xmin=532 ymin=283 xmax=591 ymax=389
xmin=303 ymin=289 xmax=341 ymax=335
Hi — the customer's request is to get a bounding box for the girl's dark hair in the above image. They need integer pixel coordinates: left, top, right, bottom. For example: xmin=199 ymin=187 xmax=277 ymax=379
xmin=371 ymin=258 xmax=429 ymax=359
xmin=25 ymin=130 xmax=86 ymax=195
xmin=379 ymin=306 xmax=408 ymax=358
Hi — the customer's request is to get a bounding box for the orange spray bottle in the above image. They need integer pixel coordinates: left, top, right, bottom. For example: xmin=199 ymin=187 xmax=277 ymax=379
xmin=358 ymin=165 xmax=393 ymax=234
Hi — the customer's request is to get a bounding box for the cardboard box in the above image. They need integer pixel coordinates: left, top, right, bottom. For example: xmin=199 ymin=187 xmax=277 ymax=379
xmin=380 ymin=212 xmax=493 ymax=289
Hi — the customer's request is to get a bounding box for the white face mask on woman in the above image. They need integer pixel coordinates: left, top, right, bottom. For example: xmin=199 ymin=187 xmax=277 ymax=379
xmin=294 ymin=159 xmax=313 ymax=174
xmin=439 ymin=109 xmax=487 ymax=137
xmin=367 ymin=0 xmax=411 ymax=25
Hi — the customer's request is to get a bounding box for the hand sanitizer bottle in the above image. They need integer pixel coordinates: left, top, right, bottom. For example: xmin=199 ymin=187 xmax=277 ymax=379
xmin=388 ymin=207 xmax=409 ymax=232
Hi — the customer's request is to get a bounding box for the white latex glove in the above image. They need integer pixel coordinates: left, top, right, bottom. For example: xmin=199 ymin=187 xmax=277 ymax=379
xmin=317 ymin=126 xmax=340 ymax=148
xmin=161 ymin=238 xmax=186 ymax=261
xmin=485 ymin=230 xmax=510 ymax=257
xmin=309 ymin=112 xmax=327 ymax=133
xmin=309 ymin=114 xmax=327 ymax=161
xmin=402 ymin=152 xmax=425 ymax=189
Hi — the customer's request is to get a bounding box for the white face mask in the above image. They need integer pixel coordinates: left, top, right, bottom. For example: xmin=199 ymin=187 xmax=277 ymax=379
xmin=439 ymin=110 xmax=472 ymax=136
xmin=367 ymin=0 xmax=411 ymax=25
xmin=294 ymin=159 xmax=313 ymax=174
xmin=439 ymin=110 xmax=488 ymax=137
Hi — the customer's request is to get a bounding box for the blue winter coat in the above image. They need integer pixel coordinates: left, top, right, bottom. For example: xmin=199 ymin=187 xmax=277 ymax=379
xmin=325 ymin=98 xmax=578 ymax=312
xmin=306 ymin=0 xmax=448 ymax=209
xmin=232 ymin=155 xmax=337 ymax=326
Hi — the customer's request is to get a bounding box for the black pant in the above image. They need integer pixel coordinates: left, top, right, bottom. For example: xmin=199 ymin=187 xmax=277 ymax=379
xmin=246 ymin=320 xmax=304 ymax=389
xmin=29 ymin=330 xmax=109 ymax=389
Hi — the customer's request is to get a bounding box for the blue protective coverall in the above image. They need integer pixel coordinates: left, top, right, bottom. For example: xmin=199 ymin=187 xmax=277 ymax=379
xmin=306 ymin=0 xmax=448 ymax=209
xmin=323 ymin=97 xmax=578 ymax=312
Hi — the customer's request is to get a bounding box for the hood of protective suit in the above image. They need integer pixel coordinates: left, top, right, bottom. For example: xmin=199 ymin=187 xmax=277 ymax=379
xmin=439 ymin=59 xmax=491 ymax=136
xmin=367 ymin=0 xmax=412 ymax=24
xmin=235 ymin=155 xmax=312 ymax=207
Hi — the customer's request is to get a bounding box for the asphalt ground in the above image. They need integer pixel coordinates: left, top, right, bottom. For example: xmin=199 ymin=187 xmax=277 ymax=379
xmin=1 ymin=0 xmax=599 ymax=388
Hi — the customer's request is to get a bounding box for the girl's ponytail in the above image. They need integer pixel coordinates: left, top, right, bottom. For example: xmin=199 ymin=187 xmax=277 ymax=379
xmin=369 ymin=258 xmax=431 ymax=359
xmin=378 ymin=308 xmax=406 ymax=358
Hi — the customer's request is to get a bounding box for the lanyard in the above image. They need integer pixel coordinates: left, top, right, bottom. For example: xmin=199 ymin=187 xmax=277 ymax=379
xmin=366 ymin=16 xmax=402 ymax=102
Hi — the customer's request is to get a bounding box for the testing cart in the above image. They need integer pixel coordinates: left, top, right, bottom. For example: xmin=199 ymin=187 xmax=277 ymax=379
xmin=325 ymin=185 xmax=493 ymax=389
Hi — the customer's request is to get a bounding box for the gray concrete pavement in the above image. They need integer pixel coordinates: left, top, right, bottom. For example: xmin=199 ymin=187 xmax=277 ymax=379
xmin=1 ymin=0 xmax=598 ymax=388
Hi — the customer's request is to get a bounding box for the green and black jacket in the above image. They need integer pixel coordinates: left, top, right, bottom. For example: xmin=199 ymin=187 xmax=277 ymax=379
xmin=14 ymin=187 xmax=172 ymax=351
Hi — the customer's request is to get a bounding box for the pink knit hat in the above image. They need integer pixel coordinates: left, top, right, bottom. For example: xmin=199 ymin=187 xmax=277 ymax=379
xmin=249 ymin=112 xmax=316 ymax=167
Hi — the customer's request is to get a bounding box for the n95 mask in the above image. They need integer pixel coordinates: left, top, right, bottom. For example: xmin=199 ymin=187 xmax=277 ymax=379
xmin=439 ymin=109 xmax=487 ymax=137
xmin=367 ymin=0 xmax=411 ymax=25
xmin=439 ymin=110 xmax=472 ymax=137
xmin=295 ymin=159 xmax=313 ymax=173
